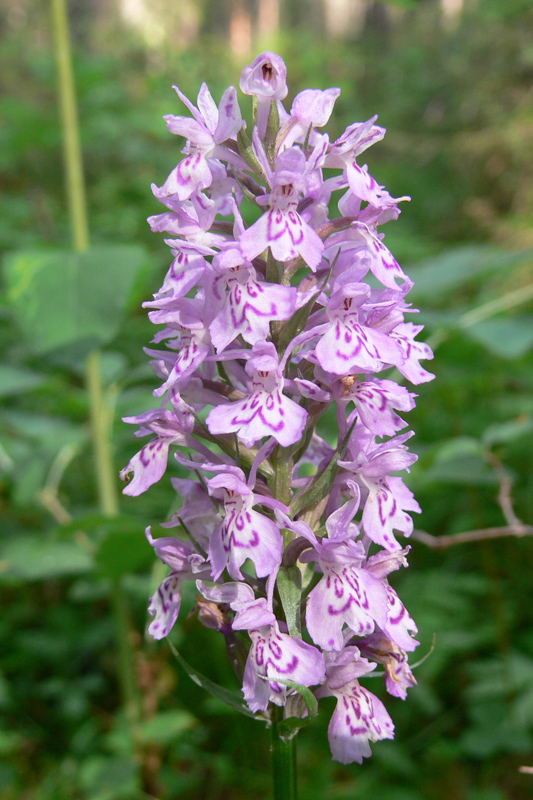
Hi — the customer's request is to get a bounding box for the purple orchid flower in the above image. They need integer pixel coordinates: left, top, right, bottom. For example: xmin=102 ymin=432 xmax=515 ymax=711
xmin=120 ymin=409 xmax=198 ymax=496
xmin=123 ymin=52 xmax=434 ymax=768
xmin=239 ymin=142 xmax=325 ymax=269
xmin=206 ymin=341 xmax=308 ymax=447
xmin=240 ymin=52 xmax=288 ymax=139
xmin=316 ymin=647 xmax=394 ymax=764
xmin=146 ymin=527 xmax=210 ymax=639
xmin=205 ymin=468 xmax=284 ymax=581
xmin=206 ymin=252 xmax=296 ymax=351
xmin=160 ymin=83 xmax=243 ymax=201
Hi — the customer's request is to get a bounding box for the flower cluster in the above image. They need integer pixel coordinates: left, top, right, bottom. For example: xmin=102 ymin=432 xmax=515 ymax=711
xmin=121 ymin=52 xmax=434 ymax=764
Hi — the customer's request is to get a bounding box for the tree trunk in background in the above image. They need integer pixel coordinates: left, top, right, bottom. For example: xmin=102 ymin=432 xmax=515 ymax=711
xmin=322 ymin=0 xmax=366 ymax=38
xmin=230 ymin=0 xmax=252 ymax=57
xmin=258 ymin=0 xmax=279 ymax=39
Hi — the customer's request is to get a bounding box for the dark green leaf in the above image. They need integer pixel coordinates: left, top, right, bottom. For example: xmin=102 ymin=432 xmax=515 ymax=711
xmin=95 ymin=528 xmax=153 ymax=579
xmin=465 ymin=316 xmax=533 ymax=359
xmin=289 ymin=417 xmax=356 ymax=517
xmin=277 ymin=565 xmax=302 ymax=637
xmin=167 ymin=640 xmax=266 ymax=722
xmin=0 ymin=365 xmax=49 ymax=397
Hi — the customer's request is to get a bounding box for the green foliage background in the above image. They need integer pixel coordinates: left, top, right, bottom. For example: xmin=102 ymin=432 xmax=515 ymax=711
xmin=1 ymin=1 xmax=533 ymax=798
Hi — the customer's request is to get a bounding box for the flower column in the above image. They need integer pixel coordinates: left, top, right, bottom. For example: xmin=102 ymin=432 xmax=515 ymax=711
xmin=122 ymin=51 xmax=434 ymax=797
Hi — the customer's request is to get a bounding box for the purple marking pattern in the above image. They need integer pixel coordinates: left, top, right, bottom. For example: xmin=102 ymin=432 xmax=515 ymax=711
xmin=209 ymin=493 xmax=283 ymax=581
xmin=243 ymin=621 xmax=325 ymax=713
xmin=147 ymin=574 xmax=182 ymax=640
xmin=361 ymin=476 xmax=415 ymax=552
xmin=306 ymin=561 xmax=388 ymax=651
xmin=316 ymin=315 xmax=403 ymax=375
xmin=206 ymin=378 xmax=307 ymax=448
xmin=327 ymin=682 xmax=394 ymax=764
xmin=380 ymin=585 xmax=419 ymax=653
xmin=208 ymin=265 xmax=295 ymax=351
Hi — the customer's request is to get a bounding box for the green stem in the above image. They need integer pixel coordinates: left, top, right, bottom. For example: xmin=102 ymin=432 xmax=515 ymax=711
xmin=51 ymin=0 xmax=89 ymax=253
xmin=86 ymin=351 xmax=119 ymax=517
xmin=52 ymin=0 xmax=141 ymax=758
xmin=270 ymin=448 xmax=298 ymax=798
xmin=272 ymin=446 xmax=293 ymax=508
xmin=86 ymin=343 xmax=141 ymax=737
xmin=271 ymin=706 xmax=298 ymax=800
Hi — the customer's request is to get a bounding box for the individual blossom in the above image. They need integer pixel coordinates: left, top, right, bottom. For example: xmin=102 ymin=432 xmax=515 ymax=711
xmin=205 ymin=250 xmax=297 ymax=352
xmin=239 ymin=52 xmax=288 ymax=138
xmin=160 ymin=83 xmax=243 ymax=201
xmin=278 ymin=87 xmax=341 ymax=150
xmin=313 ymin=282 xmax=405 ymax=375
xmin=239 ymin=142 xmax=325 ymax=269
xmin=316 ymin=647 xmax=394 ymax=764
xmin=206 ymin=341 xmax=307 ymax=447
xmin=120 ymin=408 xmax=198 ymax=496
xmin=205 ymin=466 xmax=284 ymax=581
xmin=358 ymin=633 xmax=417 ymax=700
xmin=145 ymin=527 xmax=210 ymax=639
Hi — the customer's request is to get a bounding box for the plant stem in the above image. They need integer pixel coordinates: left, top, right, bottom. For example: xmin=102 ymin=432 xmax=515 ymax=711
xmin=86 ymin=351 xmax=119 ymax=517
xmin=52 ymin=0 xmax=141 ymax=761
xmin=51 ymin=0 xmax=89 ymax=253
xmin=86 ymin=349 xmax=142 ymax=733
xmin=271 ymin=706 xmax=298 ymax=800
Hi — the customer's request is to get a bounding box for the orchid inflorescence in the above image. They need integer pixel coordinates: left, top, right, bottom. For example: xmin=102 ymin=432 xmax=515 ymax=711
xmin=121 ymin=52 xmax=434 ymax=764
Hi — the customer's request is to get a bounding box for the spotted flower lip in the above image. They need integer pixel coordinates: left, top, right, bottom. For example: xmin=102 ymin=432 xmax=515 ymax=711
xmin=122 ymin=52 xmax=434 ymax=766
xmin=206 ymin=256 xmax=297 ymax=352
xmin=205 ymin=341 xmax=308 ymax=448
xmin=243 ymin=620 xmax=326 ymax=713
xmin=239 ymin=142 xmax=325 ymax=269
xmin=120 ymin=409 xmax=193 ymax=496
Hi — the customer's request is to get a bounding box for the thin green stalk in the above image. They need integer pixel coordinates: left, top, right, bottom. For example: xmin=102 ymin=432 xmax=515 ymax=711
xmin=85 ymin=352 xmax=141 ymax=729
xmin=52 ymin=0 xmax=141 ymax=755
xmin=270 ymin=450 xmax=298 ymax=799
xmin=51 ymin=0 xmax=89 ymax=252
xmin=271 ymin=706 xmax=298 ymax=800
xmin=86 ymin=351 xmax=119 ymax=517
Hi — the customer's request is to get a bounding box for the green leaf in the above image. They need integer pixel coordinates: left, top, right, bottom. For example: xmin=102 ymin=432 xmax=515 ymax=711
xmin=465 ymin=316 xmax=533 ymax=359
xmin=421 ymin=437 xmax=496 ymax=487
xmin=0 ymin=365 xmax=48 ymax=397
xmin=0 ymin=535 xmax=94 ymax=581
xmin=259 ymin=675 xmax=318 ymax=718
xmin=408 ymin=246 xmax=532 ymax=302
xmin=278 ymin=256 xmax=336 ymax=354
xmin=289 ymin=417 xmax=356 ymax=517
xmin=167 ymin=639 xmax=266 ymax=722
xmin=136 ymin=710 xmax=196 ymax=745
xmin=95 ymin=528 xmax=153 ymax=579
xmin=237 ymin=127 xmax=266 ymax=179
xmin=277 ymin=714 xmax=314 ymax=738
xmin=0 ymin=409 xmax=87 ymax=452
xmin=482 ymin=417 xmax=533 ymax=448
xmin=3 ymin=244 xmax=148 ymax=356
xmin=277 ymin=566 xmax=302 ymax=637
xmin=56 ymin=512 xmax=145 ymax=537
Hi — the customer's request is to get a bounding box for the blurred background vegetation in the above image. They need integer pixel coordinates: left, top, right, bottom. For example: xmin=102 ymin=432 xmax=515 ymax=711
xmin=1 ymin=0 xmax=533 ymax=798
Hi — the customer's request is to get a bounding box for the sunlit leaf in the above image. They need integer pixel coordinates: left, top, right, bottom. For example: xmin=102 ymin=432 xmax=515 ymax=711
xmin=3 ymin=245 xmax=148 ymax=356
